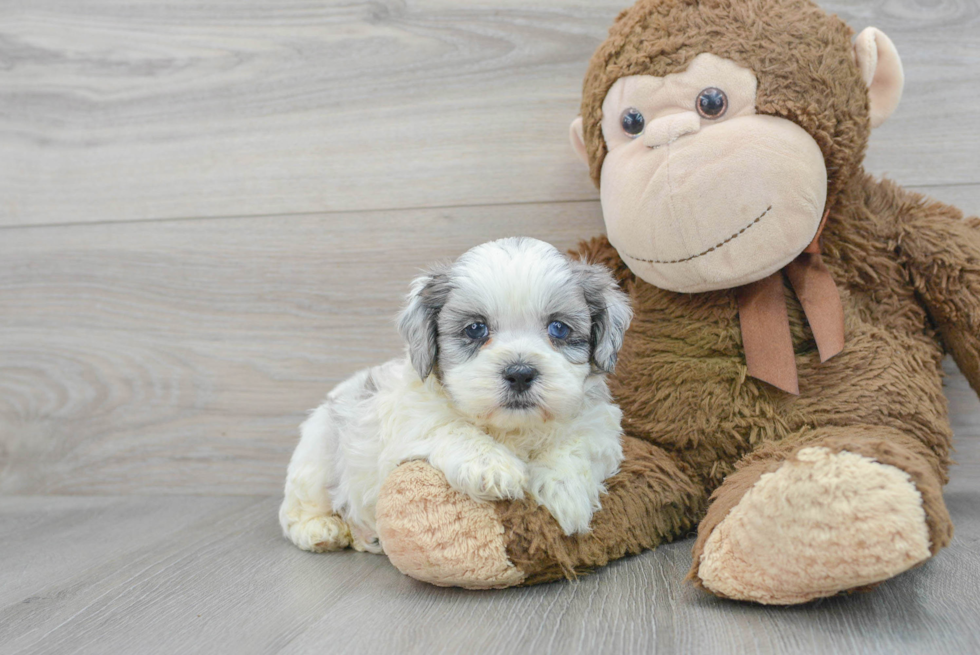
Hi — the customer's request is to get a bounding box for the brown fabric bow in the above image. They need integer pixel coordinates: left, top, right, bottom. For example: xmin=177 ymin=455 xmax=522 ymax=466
xmin=734 ymin=210 xmax=845 ymax=394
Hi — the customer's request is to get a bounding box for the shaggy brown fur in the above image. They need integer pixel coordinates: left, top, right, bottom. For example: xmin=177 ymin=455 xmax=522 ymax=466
xmin=497 ymin=436 xmax=705 ymax=585
xmin=498 ymin=167 xmax=978 ymax=589
xmin=374 ymin=0 xmax=980 ymax=601
xmin=488 ymin=0 xmax=980 ymax=593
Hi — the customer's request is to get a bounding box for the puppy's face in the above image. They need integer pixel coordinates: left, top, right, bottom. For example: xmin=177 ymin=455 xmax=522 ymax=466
xmin=398 ymin=238 xmax=631 ymax=429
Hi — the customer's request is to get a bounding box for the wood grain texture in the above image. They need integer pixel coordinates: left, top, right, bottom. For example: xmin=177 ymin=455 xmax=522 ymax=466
xmin=1 ymin=0 xmax=979 ymax=226
xmin=0 ymin=491 xmax=977 ymax=655
xmin=1 ymin=1 xmax=979 ymax=648
xmin=0 ymin=201 xmax=605 ymax=494
xmin=2 ymin=187 xmax=979 ymax=495
xmin=3 ymin=184 xmax=978 ymax=495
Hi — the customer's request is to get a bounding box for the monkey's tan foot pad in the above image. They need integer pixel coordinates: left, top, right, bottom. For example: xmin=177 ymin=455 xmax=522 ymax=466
xmin=695 ymin=447 xmax=932 ymax=605
xmin=375 ymin=460 xmax=526 ymax=589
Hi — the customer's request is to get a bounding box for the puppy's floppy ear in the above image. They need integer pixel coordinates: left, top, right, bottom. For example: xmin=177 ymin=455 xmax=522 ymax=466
xmin=573 ymin=261 xmax=633 ymax=373
xmin=397 ymin=265 xmax=452 ymax=380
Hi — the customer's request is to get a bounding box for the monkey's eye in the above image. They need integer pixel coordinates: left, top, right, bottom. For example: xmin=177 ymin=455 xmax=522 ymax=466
xmin=620 ymin=108 xmax=645 ymax=137
xmin=696 ymin=88 xmax=728 ymax=119
xmin=464 ymin=322 xmax=489 ymax=340
xmin=548 ymin=321 xmax=570 ymax=340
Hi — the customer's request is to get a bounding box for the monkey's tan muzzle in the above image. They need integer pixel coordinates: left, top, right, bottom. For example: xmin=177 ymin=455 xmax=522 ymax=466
xmin=601 ymin=114 xmax=827 ymax=294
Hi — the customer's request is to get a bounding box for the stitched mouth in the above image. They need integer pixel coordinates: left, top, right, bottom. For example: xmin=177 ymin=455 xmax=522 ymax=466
xmin=620 ymin=205 xmax=772 ymax=265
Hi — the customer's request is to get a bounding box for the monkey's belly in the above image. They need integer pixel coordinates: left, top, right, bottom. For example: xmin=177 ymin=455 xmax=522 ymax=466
xmin=609 ymin=289 xmax=952 ymax=490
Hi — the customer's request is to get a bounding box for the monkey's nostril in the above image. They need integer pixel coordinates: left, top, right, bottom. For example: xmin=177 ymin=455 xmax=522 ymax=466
xmin=503 ymin=364 xmax=538 ymax=393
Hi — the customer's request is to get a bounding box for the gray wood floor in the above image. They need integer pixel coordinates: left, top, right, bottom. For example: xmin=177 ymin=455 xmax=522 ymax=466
xmin=1 ymin=1 xmax=979 ymax=653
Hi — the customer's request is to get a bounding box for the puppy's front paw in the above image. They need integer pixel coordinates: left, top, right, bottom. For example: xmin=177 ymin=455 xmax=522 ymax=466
xmin=529 ymin=468 xmax=600 ymax=536
xmin=448 ymin=450 xmax=528 ymax=502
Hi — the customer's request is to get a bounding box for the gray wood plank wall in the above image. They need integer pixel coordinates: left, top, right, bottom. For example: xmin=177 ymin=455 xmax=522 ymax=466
xmin=3 ymin=0 xmax=979 ymax=495
xmin=2 ymin=0 xmax=979 ymax=228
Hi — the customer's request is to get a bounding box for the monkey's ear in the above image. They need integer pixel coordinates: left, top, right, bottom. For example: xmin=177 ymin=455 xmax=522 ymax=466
xmin=854 ymin=27 xmax=904 ymax=129
xmin=569 ymin=116 xmax=589 ymax=166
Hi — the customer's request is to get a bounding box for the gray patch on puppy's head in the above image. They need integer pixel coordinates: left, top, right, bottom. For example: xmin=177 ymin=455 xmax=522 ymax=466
xmin=571 ymin=259 xmax=632 ymax=373
xmin=397 ymin=264 xmax=453 ymax=380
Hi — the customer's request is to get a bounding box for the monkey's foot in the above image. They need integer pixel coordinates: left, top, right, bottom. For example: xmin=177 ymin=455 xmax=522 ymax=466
xmin=694 ymin=447 xmax=932 ymax=605
xmin=375 ymin=438 xmax=704 ymax=589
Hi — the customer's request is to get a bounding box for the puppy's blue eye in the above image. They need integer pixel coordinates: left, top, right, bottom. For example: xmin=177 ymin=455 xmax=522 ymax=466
xmin=464 ymin=322 xmax=489 ymax=339
xmin=548 ymin=321 xmax=570 ymax=340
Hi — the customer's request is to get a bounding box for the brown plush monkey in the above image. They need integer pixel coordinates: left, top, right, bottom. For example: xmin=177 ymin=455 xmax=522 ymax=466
xmin=373 ymin=0 xmax=980 ymax=604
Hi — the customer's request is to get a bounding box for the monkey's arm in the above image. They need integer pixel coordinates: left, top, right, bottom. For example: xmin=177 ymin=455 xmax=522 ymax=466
xmin=375 ymin=435 xmax=705 ymax=588
xmin=896 ymin=195 xmax=980 ymax=396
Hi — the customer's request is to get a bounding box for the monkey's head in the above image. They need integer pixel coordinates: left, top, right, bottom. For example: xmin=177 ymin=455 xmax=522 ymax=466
xmin=570 ymin=0 xmax=904 ymax=293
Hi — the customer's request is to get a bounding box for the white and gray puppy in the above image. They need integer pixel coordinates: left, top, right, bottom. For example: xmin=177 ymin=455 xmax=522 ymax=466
xmin=279 ymin=237 xmax=632 ymax=554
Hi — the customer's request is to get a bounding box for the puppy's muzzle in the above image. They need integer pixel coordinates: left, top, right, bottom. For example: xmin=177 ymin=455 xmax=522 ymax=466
xmin=502 ymin=363 xmax=538 ymax=394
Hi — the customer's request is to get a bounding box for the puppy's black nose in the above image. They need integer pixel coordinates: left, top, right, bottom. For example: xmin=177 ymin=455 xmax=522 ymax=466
xmin=503 ymin=364 xmax=538 ymax=393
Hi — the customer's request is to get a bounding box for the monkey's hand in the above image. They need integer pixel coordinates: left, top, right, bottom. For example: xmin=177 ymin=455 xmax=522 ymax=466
xmin=897 ymin=197 xmax=980 ymax=397
xmin=375 ymin=436 xmax=704 ymax=589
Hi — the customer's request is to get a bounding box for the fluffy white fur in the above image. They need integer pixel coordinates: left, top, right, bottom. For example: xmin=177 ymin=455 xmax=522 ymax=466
xmin=279 ymin=238 xmax=631 ymax=554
